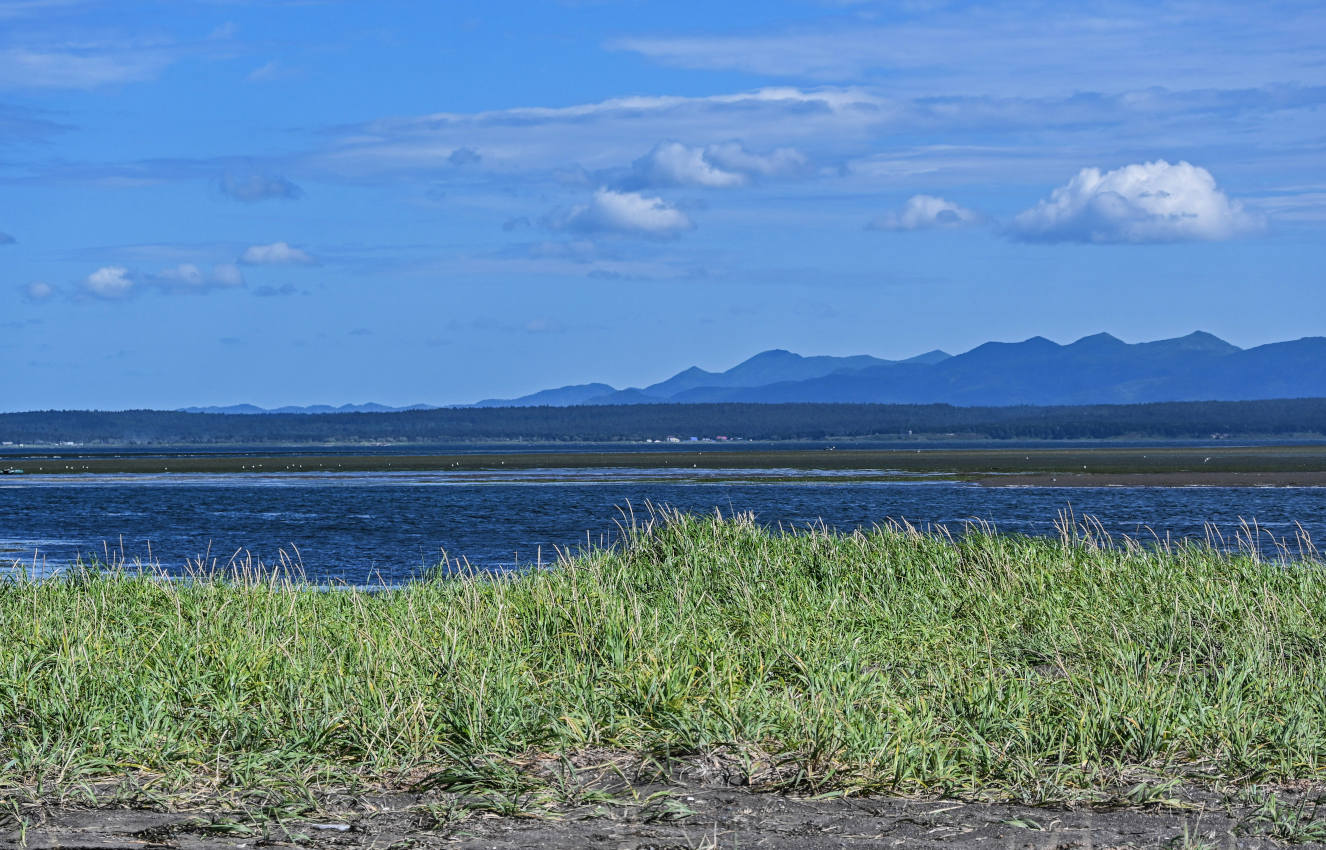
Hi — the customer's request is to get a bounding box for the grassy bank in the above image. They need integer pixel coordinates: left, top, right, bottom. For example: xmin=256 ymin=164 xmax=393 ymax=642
xmin=2 ymin=511 xmax=1325 ymax=805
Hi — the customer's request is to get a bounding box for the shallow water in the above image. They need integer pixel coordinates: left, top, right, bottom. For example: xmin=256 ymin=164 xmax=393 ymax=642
xmin=3 ymin=466 xmax=1324 ymax=583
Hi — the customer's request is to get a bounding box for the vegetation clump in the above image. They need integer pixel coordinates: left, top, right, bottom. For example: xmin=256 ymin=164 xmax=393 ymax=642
xmin=2 ymin=510 xmax=1324 ymax=802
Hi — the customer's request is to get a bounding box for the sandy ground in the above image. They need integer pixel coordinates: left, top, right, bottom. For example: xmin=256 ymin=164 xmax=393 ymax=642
xmin=5 ymin=782 xmax=1324 ymax=849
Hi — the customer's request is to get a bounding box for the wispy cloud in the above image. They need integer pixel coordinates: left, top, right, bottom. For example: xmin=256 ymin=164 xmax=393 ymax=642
xmin=545 ymin=188 xmax=694 ymax=238
xmin=0 ymin=100 xmax=69 ymax=143
xmin=244 ymin=58 xmax=305 ymax=83
xmin=869 ymin=195 xmax=981 ymax=231
xmin=240 ymin=241 xmax=316 ymax=265
xmin=313 ymin=88 xmax=884 ymax=178
xmin=0 ymin=43 xmax=176 ymax=90
xmin=608 ymin=2 xmax=1326 ymax=94
xmin=1008 ymin=160 xmax=1263 ymax=244
xmin=0 ymin=0 xmax=93 ymax=21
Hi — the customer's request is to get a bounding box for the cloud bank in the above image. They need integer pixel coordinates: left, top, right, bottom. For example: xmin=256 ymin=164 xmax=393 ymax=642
xmin=547 ymin=188 xmax=694 ymax=238
xmin=1009 ymin=160 xmax=1262 ymax=243
xmin=870 ymin=195 xmax=981 ymax=231
xmin=240 ymin=241 xmax=316 ymax=265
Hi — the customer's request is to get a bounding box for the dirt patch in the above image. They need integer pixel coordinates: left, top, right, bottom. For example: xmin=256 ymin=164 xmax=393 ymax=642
xmin=5 ymin=782 xmax=1324 ymax=849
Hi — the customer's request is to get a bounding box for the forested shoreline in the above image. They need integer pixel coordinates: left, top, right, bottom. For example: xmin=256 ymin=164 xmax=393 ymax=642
xmin=3 ymin=398 xmax=1325 ymax=445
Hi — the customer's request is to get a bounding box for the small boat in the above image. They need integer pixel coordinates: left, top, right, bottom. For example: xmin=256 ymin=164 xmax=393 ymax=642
xmin=1 ymin=468 xmax=24 ymax=474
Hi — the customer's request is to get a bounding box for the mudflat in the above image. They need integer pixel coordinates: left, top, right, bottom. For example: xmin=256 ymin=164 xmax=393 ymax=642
xmin=9 ymin=444 xmax=1326 ymax=485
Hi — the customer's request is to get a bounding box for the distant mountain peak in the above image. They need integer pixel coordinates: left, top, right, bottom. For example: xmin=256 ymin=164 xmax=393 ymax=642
xmin=736 ymin=349 xmax=801 ymax=365
xmin=903 ymin=349 xmax=952 ymax=365
xmin=1070 ymin=331 xmax=1126 ymax=347
xmin=1141 ymin=330 xmax=1241 ymax=355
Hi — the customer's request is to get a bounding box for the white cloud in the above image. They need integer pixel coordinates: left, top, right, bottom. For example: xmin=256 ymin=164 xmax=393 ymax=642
xmin=1009 ymin=160 xmax=1263 ymax=243
xmin=83 ymin=265 xmax=134 ymax=298
xmin=703 ymin=142 xmax=808 ymax=178
xmin=548 ymin=188 xmax=694 ymax=238
xmin=870 ymin=194 xmax=981 ymax=231
xmin=632 ymin=142 xmax=745 ymax=188
xmin=628 ymin=141 xmax=807 ymax=189
xmin=240 ymin=241 xmax=316 ymax=265
xmin=246 ymin=60 xmax=281 ymax=82
xmin=24 ymin=281 xmax=53 ymax=300
xmin=82 ymin=262 xmax=246 ymax=299
xmin=304 ymin=80 xmax=1326 ymax=207
xmin=154 ymin=262 xmax=246 ymax=290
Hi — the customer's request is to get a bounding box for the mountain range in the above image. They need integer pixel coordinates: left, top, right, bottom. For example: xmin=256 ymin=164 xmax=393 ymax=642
xmin=181 ymin=331 xmax=1325 ymax=413
xmin=474 ymin=331 xmax=1326 ymax=407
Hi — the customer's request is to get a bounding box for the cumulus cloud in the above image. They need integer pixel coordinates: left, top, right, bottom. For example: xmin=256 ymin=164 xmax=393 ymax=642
xmin=1009 ymin=160 xmax=1263 ymax=243
xmin=0 ymin=231 xmax=14 ymax=244
xmin=153 ymin=263 xmax=245 ymax=291
xmin=240 ymin=241 xmax=316 ymax=265
xmin=627 ymin=141 xmax=807 ymax=189
xmin=704 ymin=142 xmax=808 ymax=178
xmin=83 ymin=265 xmax=134 ymax=298
xmin=631 ymin=142 xmax=745 ymax=188
xmin=218 ymin=173 xmax=303 ymax=202
xmin=547 ymin=188 xmax=694 ymax=238
xmin=870 ymin=195 xmax=982 ymax=231
xmin=23 ymin=281 xmax=53 ymax=300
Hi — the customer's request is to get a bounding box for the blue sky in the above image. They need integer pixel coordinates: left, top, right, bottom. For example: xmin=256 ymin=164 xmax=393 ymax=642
xmin=3 ymin=0 xmax=1324 ymax=410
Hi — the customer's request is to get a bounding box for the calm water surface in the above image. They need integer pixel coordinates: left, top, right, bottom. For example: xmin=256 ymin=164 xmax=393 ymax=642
xmin=2 ymin=468 xmax=1323 ymax=583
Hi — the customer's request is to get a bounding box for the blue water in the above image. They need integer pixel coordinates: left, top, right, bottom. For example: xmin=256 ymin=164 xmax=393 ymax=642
xmin=2 ymin=468 xmax=1323 ymax=583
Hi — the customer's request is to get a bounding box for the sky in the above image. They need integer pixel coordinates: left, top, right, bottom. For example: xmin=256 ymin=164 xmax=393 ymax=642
xmin=2 ymin=0 xmax=1324 ymax=410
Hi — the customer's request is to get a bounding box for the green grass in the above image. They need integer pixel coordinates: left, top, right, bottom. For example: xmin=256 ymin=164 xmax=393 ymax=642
xmin=2 ymin=509 xmax=1325 ymax=803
